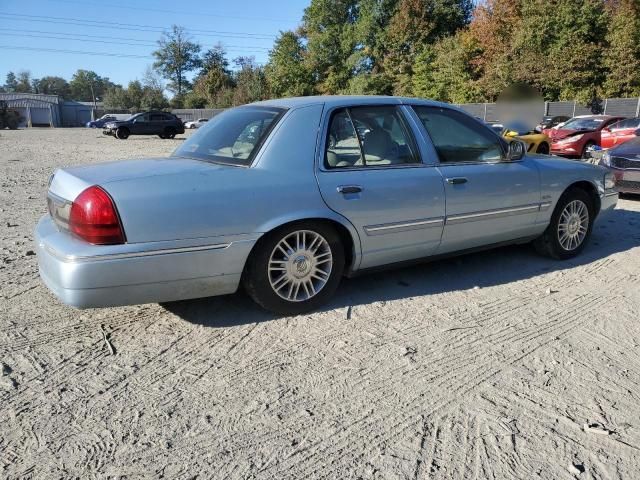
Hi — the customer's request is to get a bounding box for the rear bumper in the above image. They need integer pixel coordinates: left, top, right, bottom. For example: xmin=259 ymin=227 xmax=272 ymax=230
xmin=35 ymin=216 xmax=256 ymax=308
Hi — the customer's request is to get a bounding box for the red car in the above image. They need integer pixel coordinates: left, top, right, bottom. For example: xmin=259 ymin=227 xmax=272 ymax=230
xmin=600 ymin=117 xmax=640 ymax=149
xmin=545 ymin=115 xmax=625 ymax=159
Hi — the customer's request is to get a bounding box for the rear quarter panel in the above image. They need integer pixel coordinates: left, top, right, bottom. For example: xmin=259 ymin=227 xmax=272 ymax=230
xmin=103 ymin=104 xmax=360 ymax=257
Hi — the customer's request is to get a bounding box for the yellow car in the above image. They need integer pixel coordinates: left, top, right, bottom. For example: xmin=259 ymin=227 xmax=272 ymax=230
xmin=490 ymin=123 xmax=551 ymax=155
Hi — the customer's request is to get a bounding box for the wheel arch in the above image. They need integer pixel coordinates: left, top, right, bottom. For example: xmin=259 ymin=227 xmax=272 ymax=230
xmin=245 ymin=214 xmax=362 ymax=277
xmin=564 ymin=180 xmax=601 ymax=216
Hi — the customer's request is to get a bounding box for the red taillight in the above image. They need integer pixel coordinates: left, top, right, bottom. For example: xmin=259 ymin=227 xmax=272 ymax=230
xmin=69 ymin=186 xmax=125 ymax=245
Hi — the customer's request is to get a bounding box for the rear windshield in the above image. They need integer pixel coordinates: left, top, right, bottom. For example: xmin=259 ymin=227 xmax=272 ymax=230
xmin=173 ymin=106 xmax=286 ymax=166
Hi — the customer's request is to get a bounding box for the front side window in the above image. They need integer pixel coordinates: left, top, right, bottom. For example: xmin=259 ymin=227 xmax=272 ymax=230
xmin=325 ymin=106 xmax=420 ymax=169
xmin=173 ymin=106 xmax=285 ymax=166
xmin=413 ymin=106 xmax=504 ymax=164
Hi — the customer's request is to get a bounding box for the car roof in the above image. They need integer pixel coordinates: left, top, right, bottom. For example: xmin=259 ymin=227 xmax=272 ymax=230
xmin=573 ymin=114 xmax=618 ymax=119
xmin=250 ymin=95 xmax=452 ymax=110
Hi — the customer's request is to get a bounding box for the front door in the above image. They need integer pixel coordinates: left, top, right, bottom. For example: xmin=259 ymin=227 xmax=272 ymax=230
xmin=412 ymin=106 xmax=541 ymax=254
xmin=316 ymin=105 xmax=446 ymax=269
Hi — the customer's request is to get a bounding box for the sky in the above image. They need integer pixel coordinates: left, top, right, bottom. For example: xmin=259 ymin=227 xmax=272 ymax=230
xmin=0 ymin=0 xmax=309 ymax=87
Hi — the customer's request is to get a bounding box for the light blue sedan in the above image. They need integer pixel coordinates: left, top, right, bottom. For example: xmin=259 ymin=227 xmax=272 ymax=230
xmin=36 ymin=96 xmax=618 ymax=314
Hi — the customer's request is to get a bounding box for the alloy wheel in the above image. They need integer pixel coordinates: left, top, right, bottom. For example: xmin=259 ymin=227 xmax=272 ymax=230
xmin=268 ymin=230 xmax=333 ymax=302
xmin=557 ymin=200 xmax=589 ymax=251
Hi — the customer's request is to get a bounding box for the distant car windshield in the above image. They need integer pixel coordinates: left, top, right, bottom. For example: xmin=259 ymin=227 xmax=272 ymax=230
xmin=562 ymin=117 xmax=606 ymax=131
xmin=173 ymin=106 xmax=286 ymax=166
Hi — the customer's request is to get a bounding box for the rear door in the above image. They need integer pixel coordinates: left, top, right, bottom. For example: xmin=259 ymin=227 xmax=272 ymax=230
xmin=316 ymin=105 xmax=446 ymax=269
xmin=411 ymin=106 xmax=542 ymax=254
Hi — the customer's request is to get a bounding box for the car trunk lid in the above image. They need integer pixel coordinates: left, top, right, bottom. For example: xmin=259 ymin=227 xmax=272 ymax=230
xmin=47 ymin=157 xmax=230 ymax=235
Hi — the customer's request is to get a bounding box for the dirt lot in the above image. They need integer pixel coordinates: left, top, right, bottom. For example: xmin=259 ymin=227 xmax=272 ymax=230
xmin=1 ymin=128 xmax=640 ymax=479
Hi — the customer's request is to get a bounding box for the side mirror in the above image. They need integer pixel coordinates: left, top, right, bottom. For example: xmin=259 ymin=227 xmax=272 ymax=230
xmin=506 ymin=140 xmax=526 ymax=161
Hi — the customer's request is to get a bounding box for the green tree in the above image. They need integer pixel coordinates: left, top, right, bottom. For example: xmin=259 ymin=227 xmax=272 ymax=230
xmin=232 ymin=56 xmax=269 ymax=105
xmin=69 ymin=70 xmax=117 ymax=102
xmin=602 ymin=0 xmax=640 ymax=97
xmin=384 ymin=0 xmax=473 ymax=95
xmin=200 ymin=44 xmax=231 ymax=77
xmin=301 ymin=0 xmax=359 ymax=94
xmin=413 ymin=32 xmax=479 ymax=102
xmin=15 ymin=70 xmax=33 ymax=93
xmin=103 ymin=86 xmax=129 ymax=110
xmin=265 ymin=31 xmax=313 ymax=98
xmin=4 ymin=72 xmax=17 ymax=92
xmin=193 ymin=44 xmax=233 ymax=105
xmin=152 ymin=25 xmax=201 ymax=96
xmin=33 ymin=76 xmax=70 ymax=97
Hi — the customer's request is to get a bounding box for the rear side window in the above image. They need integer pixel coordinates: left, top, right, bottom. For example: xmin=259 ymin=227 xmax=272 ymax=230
xmin=611 ymin=118 xmax=640 ymax=130
xmin=413 ymin=106 xmax=504 ymax=164
xmin=325 ymin=106 xmax=420 ymax=169
xmin=173 ymin=106 xmax=286 ymax=166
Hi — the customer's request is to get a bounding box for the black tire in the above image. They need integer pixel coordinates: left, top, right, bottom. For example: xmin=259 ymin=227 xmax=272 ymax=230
xmin=243 ymin=222 xmax=345 ymax=315
xmin=158 ymin=134 xmax=167 ymax=139
xmin=115 ymin=127 xmax=129 ymax=139
xmin=533 ymin=188 xmax=594 ymax=260
xmin=582 ymin=141 xmax=595 ymax=159
xmin=164 ymin=127 xmax=176 ymax=139
xmin=536 ymin=142 xmax=550 ymax=155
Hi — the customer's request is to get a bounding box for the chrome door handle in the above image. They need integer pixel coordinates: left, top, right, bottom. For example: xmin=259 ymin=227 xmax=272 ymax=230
xmin=337 ymin=185 xmax=363 ymax=194
xmin=446 ymin=177 xmax=468 ymax=185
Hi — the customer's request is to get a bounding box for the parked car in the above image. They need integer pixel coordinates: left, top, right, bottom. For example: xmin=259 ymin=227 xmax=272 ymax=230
xmin=600 ymin=117 xmax=640 ymax=149
xmin=36 ymin=96 xmax=617 ymax=315
xmin=545 ymin=115 xmax=625 ymax=159
xmin=535 ymin=115 xmax=570 ymax=132
xmin=492 ymin=121 xmax=551 ymax=154
xmin=184 ymin=118 xmax=209 ymax=129
xmin=103 ymin=111 xmax=185 ymax=139
xmin=600 ymin=136 xmax=640 ymax=194
xmin=86 ymin=113 xmax=130 ymax=128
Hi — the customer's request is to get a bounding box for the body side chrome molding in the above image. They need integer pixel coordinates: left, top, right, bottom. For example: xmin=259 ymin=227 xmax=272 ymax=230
xmin=446 ymin=204 xmax=542 ymax=225
xmin=364 ymin=217 xmax=444 ymax=236
xmin=43 ymin=242 xmax=232 ymax=263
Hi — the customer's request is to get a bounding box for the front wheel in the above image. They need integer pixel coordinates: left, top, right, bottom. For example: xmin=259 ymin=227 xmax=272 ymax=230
xmin=243 ymin=223 xmax=345 ymax=315
xmin=582 ymin=141 xmax=596 ymax=159
xmin=533 ymin=188 xmax=594 ymax=260
xmin=536 ymin=142 xmax=550 ymax=155
xmin=115 ymin=127 xmax=129 ymax=139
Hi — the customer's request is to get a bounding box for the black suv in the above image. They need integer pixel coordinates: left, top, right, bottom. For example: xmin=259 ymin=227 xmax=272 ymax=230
xmin=103 ymin=111 xmax=185 ymax=139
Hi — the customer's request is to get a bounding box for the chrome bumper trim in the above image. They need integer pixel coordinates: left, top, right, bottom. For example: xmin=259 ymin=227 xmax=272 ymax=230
xmin=42 ymin=242 xmax=232 ymax=263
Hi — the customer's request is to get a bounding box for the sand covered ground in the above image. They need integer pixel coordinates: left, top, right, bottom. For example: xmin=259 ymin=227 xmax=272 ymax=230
xmin=1 ymin=128 xmax=640 ymax=479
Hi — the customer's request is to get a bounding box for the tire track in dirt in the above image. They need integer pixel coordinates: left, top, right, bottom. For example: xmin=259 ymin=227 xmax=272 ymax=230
xmin=265 ymin=294 xmax=612 ymax=478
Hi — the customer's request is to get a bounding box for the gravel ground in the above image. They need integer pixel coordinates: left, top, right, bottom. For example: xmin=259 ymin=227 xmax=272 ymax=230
xmin=2 ymin=128 xmax=640 ymax=479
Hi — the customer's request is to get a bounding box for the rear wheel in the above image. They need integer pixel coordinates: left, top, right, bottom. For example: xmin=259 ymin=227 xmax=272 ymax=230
xmin=158 ymin=133 xmax=167 ymax=139
xmin=115 ymin=127 xmax=129 ymax=139
xmin=164 ymin=127 xmax=176 ymax=139
xmin=243 ymin=222 xmax=345 ymax=315
xmin=536 ymin=142 xmax=550 ymax=154
xmin=533 ymin=188 xmax=594 ymax=260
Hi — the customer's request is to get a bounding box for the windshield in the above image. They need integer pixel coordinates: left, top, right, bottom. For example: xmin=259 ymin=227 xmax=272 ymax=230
xmin=561 ymin=117 xmax=606 ymax=131
xmin=173 ymin=106 xmax=286 ymax=166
